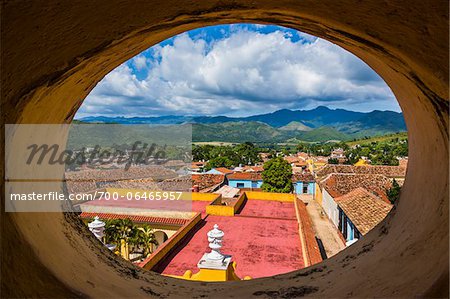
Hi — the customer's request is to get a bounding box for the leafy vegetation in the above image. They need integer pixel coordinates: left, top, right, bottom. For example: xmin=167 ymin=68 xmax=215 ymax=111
xmin=328 ymin=158 xmax=339 ymax=164
xmin=76 ymin=107 xmax=407 ymax=144
xmin=386 ymin=179 xmax=401 ymax=204
xmin=102 ymin=218 xmax=158 ymax=260
xmin=346 ymin=132 xmax=408 ymax=146
xmin=294 ymin=133 xmax=408 ymax=166
xmin=193 ymin=142 xmax=262 ymax=170
xmin=344 ymin=139 xmax=407 ymax=165
xmin=261 ymin=157 xmax=293 ymax=193
xmin=296 ymin=142 xmax=349 ymax=157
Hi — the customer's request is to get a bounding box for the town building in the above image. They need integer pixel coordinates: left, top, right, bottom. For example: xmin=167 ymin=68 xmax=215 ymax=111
xmin=205 ymin=167 xmax=234 ymax=175
xmin=227 ymin=172 xmax=316 ymax=195
xmin=191 ymin=174 xmax=226 ymax=192
xmin=316 ymin=173 xmax=393 ymax=228
xmin=292 ymin=173 xmax=315 ymax=195
xmin=227 ymin=172 xmax=263 ymax=189
xmin=191 ymin=161 xmax=206 ymax=173
xmin=335 ymin=187 xmax=392 ymax=245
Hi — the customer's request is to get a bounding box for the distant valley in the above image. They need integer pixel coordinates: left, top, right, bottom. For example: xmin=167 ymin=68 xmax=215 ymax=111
xmin=77 ymin=106 xmax=406 ymax=143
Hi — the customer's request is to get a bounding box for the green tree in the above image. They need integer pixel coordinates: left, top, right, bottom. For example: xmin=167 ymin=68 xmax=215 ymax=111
xmin=261 ymin=157 xmax=293 ymax=193
xmin=345 ymin=149 xmax=360 ymax=165
xmin=386 ymin=179 xmax=401 ymax=204
xmin=136 ymin=225 xmax=159 ymax=257
xmin=235 ymin=142 xmax=261 ymax=165
xmin=205 ymin=156 xmax=234 ymax=170
xmin=328 ymin=157 xmax=339 ymax=164
xmin=104 ymin=219 xmax=121 ymax=247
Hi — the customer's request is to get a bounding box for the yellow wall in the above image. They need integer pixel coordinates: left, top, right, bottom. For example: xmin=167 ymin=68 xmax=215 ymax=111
xmin=205 ymin=193 xmax=246 ymax=216
xmin=354 ymin=159 xmax=369 ymax=166
xmin=165 ymin=261 xmax=251 ymax=282
xmin=315 ymin=184 xmax=323 ymax=205
xmin=233 ymin=193 xmax=246 ymax=213
xmin=206 ymin=205 xmax=234 ymax=216
xmin=244 ymin=191 xmax=295 ymax=202
xmin=192 ymin=192 xmax=221 ymax=202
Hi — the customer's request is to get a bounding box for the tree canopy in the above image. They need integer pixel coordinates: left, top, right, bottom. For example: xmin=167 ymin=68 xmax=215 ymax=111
xmin=261 ymin=157 xmax=293 ymax=193
xmin=386 ymin=179 xmax=401 ymax=204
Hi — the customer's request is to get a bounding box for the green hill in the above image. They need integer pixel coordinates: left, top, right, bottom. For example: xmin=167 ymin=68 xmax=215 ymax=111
xmin=346 ymin=132 xmax=407 ymax=146
xmin=192 ymin=121 xmax=283 ymax=143
xmin=279 ymin=121 xmax=312 ymax=132
xmin=192 ymin=122 xmax=351 ymax=143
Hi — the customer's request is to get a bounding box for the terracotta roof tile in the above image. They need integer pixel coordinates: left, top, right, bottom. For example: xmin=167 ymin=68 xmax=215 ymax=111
xmin=315 ymin=164 xmax=406 ymax=179
xmin=284 ymin=156 xmax=300 ymax=163
xmin=191 ymin=174 xmax=225 ymax=191
xmin=292 ymin=172 xmax=315 ymax=182
xmin=65 ymin=166 xmax=178 ymax=193
xmin=321 ymin=173 xmax=392 ymax=202
xmin=79 ymin=212 xmax=189 ymax=226
xmin=227 ymin=172 xmax=262 ymax=181
xmin=241 ymin=165 xmax=264 ymax=172
xmin=336 ymin=187 xmax=392 ymax=235
xmin=213 ymin=167 xmax=234 ymax=174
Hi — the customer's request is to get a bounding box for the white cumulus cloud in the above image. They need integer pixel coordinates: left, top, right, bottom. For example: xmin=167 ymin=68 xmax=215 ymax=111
xmin=76 ymin=26 xmax=398 ymax=118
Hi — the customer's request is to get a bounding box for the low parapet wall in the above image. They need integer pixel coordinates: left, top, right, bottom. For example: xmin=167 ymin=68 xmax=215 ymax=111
xmin=206 ymin=193 xmax=246 ymax=216
xmin=294 ymin=198 xmax=323 ymax=267
xmin=138 ymin=212 xmax=202 ymax=271
xmin=244 ymin=191 xmax=296 ymax=202
xmin=192 ymin=192 xmax=221 ymax=202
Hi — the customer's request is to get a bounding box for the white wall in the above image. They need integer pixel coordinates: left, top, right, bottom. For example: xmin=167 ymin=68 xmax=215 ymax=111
xmin=321 ymin=188 xmax=340 ymax=228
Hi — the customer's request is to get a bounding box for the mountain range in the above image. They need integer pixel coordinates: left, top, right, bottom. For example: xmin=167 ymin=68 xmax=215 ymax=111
xmin=77 ymin=106 xmax=406 ymax=143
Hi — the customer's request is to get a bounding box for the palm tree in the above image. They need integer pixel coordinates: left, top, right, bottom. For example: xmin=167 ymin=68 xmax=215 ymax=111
xmin=137 ymin=225 xmax=159 ymax=258
xmin=116 ymin=218 xmax=134 ymax=241
xmin=104 ymin=219 xmax=121 ymax=247
xmin=116 ymin=218 xmax=136 ymax=259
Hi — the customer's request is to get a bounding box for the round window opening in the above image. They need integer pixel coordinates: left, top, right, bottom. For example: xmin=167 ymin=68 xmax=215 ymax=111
xmin=67 ymin=24 xmax=408 ymax=281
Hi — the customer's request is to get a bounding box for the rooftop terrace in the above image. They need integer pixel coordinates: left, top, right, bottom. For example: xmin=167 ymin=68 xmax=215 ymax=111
xmin=154 ymin=194 xmax=309 ymax=279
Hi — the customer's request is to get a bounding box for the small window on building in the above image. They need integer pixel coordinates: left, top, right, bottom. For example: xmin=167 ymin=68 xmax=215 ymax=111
xmin=237 ymin=183 xmax=245 ymax=188
xmin=303 ymin=184 xmax=308 ymax=193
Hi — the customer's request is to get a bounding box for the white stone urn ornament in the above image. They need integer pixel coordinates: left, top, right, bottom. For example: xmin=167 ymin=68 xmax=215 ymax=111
xmin=88 ymin=216 xmax=105 ymax=241
xmin=206 ymin=224 xmax=225 ymax=260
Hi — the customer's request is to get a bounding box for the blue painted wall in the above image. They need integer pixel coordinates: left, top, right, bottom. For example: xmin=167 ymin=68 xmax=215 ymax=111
xmin=228 ymin=179 xmax=263 ymax=189
xmin=228 ymin=179 xmax=315 ymax=194
xmin=293 ymin=182 xmax=315 ymax=195
xmin=339 ymin=208 xmax=359 ymax=242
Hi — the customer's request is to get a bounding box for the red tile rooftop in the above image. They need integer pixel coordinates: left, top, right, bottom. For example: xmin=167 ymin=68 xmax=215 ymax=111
xmin=152 ymin=197 xmax=308 ymax=279
xmin=336 ymin=187 xmax=393 ymax=235
xmin=292 ymin=172 xmax=314 ymax=182
xmin=315 ymin=164 xmax=407 ymax=179
xmin=227 ymin=172 xmax=262 ymax=181
xmin=320 ymin=173 xmax=392 ymax=202
xmin=157 ymin=214 xmax=304 ymax=279
xmin=237 ymin=199 xmax=296 ymax=220
xmin=191 ymin=200 xmax=211 ymax=214
xmin=79 ymin=212 xmax=188 ymax=226
xmin=79 ymin=196 xmax=193 ymax=212
xmin=191 ymin=174 xmax=225 ymax=191
xmin=213 ymin=167 xmax=234 ymax=174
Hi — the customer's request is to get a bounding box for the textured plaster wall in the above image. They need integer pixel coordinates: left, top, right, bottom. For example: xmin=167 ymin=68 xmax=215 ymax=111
xmin=1 ymin=0 xmax=448 ymax=298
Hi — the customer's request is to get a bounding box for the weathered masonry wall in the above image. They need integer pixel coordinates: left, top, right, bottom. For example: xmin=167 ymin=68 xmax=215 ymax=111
xmin=1 ymin=0 xmax=448 ymax=298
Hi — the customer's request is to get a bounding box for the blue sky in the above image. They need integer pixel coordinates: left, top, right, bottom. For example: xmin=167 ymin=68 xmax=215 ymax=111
xmin=76 ymin=24 xmax=399 ymax=118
